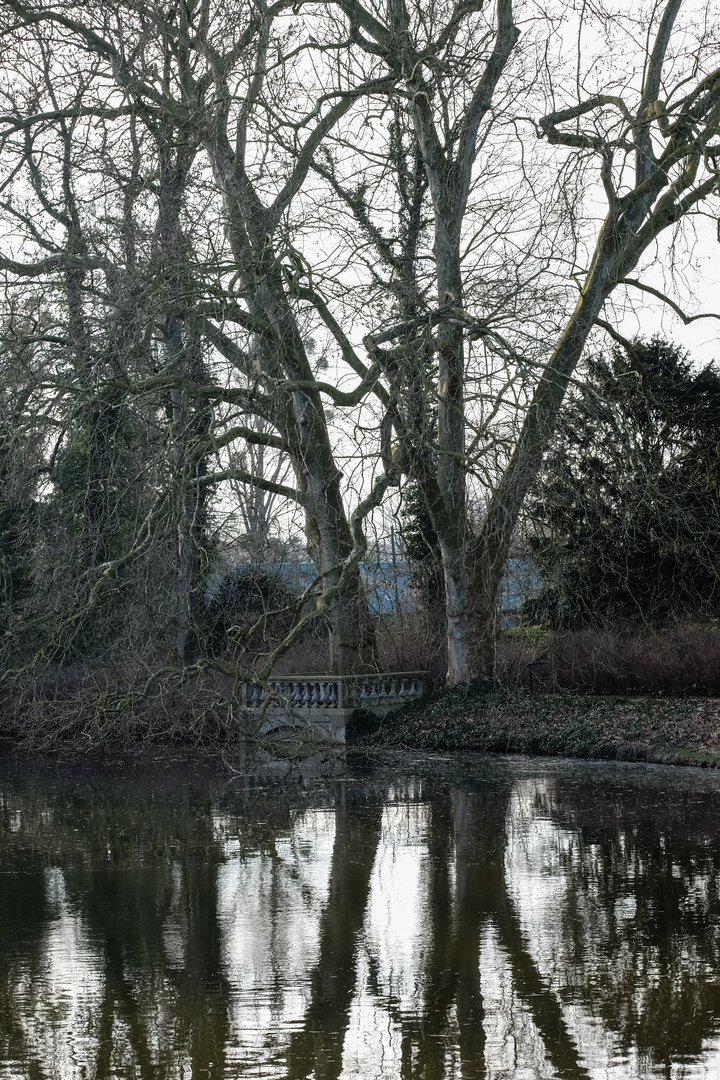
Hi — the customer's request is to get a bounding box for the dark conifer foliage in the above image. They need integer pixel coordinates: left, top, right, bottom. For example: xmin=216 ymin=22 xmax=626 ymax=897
xmin=400 ymin=482 xmax=445 ymax=606
xmin=526 ymin=338 xmax=720 ymax=627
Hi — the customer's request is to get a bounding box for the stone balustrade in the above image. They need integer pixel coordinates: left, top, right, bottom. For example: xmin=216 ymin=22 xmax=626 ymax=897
xmin=243 ymin=672 xmax=428 ymax=711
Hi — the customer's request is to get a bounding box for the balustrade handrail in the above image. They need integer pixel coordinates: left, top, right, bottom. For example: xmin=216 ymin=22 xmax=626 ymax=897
xmin=251 ymin=671 xmax=428 ymax=680
xmin=243 ymin=671 xmax=429 ymax=710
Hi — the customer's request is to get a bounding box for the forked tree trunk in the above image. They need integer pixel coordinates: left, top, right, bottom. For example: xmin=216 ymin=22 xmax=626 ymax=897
xmin=222 ymin=254 xmax=378 ymax=676
xmin=466 ymin=266 xmax=622 ymax=679
xmin=407 ymin=0 xmax=694 ymax=683
xmin=397 ymin=0 xmax=520 ymax=684
xmin=294 ymin=383 xmax=377 ymax=675
xmin=421 ymin=278 xmax=613 ymax=684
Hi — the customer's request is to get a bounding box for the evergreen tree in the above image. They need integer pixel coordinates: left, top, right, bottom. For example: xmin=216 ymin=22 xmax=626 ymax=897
xmin=400 ymin=482 xmax=445 ymax=605
xmin=525 ymin=337 xmax=720 ymax=627
xmin=0 ymin=445 xmax=35 ymax=630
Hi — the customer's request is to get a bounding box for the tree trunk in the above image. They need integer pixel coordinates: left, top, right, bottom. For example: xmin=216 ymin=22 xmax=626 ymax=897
xmin=401 ymin=0 xmax=519 ymax=684
xmin=469 ymin=246 xmax=622 ymax=675
xmin=296 ymin=408 xmax=376 ymax=675
xmin=166 ymin=318 xmax=210 ymax=668
xmin=225 ymin=251 xmax=378 ymax=674
xmin=426 ymin=216 xmax=487 ymax=683
xmin=154 ymin=127 xmax=209 ymax=667
xmin=426 ymin=232 xmax=617 ymax=682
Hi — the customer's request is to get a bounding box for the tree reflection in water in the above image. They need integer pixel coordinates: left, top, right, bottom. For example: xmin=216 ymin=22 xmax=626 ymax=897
xmin=516 ymin=774 xmax=720 ymax=1074
xmin=1 ymin=755 xmax=720 ymax=1078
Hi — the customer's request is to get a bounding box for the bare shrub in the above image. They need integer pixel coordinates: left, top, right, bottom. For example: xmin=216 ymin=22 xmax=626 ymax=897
xmin=497 ymin=623 xmax=720 ymax=696
xmin=375 ymin=613 xmax=447 ymax=687
xmin=270 ymin=610 xmax=447 ymax=685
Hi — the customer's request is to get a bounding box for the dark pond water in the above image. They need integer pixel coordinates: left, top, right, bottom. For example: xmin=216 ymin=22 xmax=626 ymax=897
xmin=2 ymin=749 xmax=720 ymax=1079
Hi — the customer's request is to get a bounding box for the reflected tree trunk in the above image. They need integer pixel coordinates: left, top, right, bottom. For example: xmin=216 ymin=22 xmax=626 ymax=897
xmin=412 ymin=789 xmax=463 ymax=1080
xmin=0 ymin=861 xmax=53 ymax=1080
xmin=180 ymin=830 xmax=232 ymax=1078
xmin=464 ymin=785 xmax=590 ymax=1080
xmin=452 ymin=791 xmax=487 ymax=1080
xmin=399 ymin=781 xmax=589 ymax=1079
xmin=62 ymin=800 xmax=231 ymax=1079
xmin=285 ymin=795 xmax=384 ymax=1080
xmin=96 ymin=938 xmax=156 ymax=1080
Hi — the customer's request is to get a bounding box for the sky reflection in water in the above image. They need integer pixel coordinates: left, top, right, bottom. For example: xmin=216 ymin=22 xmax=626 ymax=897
xmin=1 ymin=752 xmax=720 ymax=1079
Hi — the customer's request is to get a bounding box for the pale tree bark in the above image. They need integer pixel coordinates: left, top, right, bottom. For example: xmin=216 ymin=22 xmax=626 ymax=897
xmin=332 ymin=0 xmax=519 ymax=682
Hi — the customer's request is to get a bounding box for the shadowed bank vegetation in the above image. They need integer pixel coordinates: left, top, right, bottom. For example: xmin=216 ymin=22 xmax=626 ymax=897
xmin=350 ymin=680 xmax=720 ymax=767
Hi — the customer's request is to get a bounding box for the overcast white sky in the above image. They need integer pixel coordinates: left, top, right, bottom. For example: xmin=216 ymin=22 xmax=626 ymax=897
xmin=614 ymin=223 xmax=720 ymax=363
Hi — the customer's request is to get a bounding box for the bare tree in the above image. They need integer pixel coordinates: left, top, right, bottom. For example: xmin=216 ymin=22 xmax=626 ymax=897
xmin=0 ymin=0 xmax=396 ymax=677
xmin=312 ymin=0 xmax=720 ymax=681
xmin=0 ymin=28 xmax=160 ymax=662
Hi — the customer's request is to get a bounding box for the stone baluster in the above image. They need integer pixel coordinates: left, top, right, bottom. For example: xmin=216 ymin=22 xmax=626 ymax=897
xmin=244 ymin=671 xmax=427 ymax=718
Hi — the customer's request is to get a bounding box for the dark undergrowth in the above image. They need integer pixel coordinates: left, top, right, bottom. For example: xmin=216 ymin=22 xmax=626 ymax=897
xmin=348 ymin=678 xmax=720 ymax=767
xmin=497 ymin=622 xmax=720 ymax=696
xmin=0 ymin=663 xmax=333 ymax=756
xmin=6 ymin=620 xmax=720 ymax=758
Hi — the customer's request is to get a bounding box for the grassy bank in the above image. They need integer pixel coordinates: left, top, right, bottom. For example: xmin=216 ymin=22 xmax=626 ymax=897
xmin=349 ymin=680 xmax=720 ymax=767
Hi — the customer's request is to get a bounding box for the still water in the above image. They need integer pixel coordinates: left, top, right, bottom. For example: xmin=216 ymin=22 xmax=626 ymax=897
xmin=1 ymin=750 xmax=720 ymax=1079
